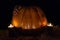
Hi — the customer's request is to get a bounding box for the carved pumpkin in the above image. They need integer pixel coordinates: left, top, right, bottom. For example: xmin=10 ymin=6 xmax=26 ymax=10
xmin=11 ymin=6 xmax=47 ymax=29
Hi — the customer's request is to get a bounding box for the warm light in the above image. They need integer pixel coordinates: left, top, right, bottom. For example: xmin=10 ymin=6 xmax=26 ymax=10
xmin=47 ymin=23 xmax=53 ymax=27
xmin=27 ymin=24 xmax=30 ymax=29
xmin=12 ymin=19 xmax=18 ymax=27
xmin=8 ymin=24 xmax=14 ymax=28
xmin=25 ymin=26 xmax=27 ymax=29
xmin=11 ymin=6 xmax=48 ymax=29
xmin=42 ymin=18 xmax=47 ymax=26
xmin=32 ymin=25 xmax=36 ymax=29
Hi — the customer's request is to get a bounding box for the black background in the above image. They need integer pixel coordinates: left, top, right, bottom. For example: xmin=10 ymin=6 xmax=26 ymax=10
xmin=0 ymin=0 xmax=60 ymax=29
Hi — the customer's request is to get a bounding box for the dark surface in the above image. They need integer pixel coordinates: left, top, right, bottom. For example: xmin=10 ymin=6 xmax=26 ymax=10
xmin=8 ymin=27 xmax=59 ymax=37
xmin=0 ymin=27 xmax=60 ymax=40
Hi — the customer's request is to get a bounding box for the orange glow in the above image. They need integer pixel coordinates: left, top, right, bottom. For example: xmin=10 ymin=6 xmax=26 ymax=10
xmin=11 ymin=6 xmax=48 ymax=29
xmin=12 ymin=19 xmax=18 ymax=27
xmin=42 ymin=18 xmax=47 ymax=26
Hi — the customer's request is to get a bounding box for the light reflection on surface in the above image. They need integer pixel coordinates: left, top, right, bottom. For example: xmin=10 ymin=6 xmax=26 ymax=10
xmin=47 ymin=23 xmax=53 ymax=27
xmin=8 ymin=24 xmax=14 ymax=28
xmin=32 ymin=25 xmax=36 ymax=29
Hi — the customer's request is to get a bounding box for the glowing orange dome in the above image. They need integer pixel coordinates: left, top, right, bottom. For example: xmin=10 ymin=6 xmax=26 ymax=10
xmin=11 ymin=6 xmax=47 ymax=29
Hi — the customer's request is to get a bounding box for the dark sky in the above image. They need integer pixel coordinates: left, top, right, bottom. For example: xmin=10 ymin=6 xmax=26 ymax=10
xmin=0 ymin=0 xmax=60 ymax=29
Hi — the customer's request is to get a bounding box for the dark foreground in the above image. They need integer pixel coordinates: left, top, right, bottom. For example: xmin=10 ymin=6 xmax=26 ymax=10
xmin=0 ymin=27 xmax=60 ymax=40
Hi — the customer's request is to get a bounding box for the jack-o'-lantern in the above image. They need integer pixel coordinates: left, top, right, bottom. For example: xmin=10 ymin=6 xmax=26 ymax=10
xmin=11 ymin=6 xmax=47 ymax=29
